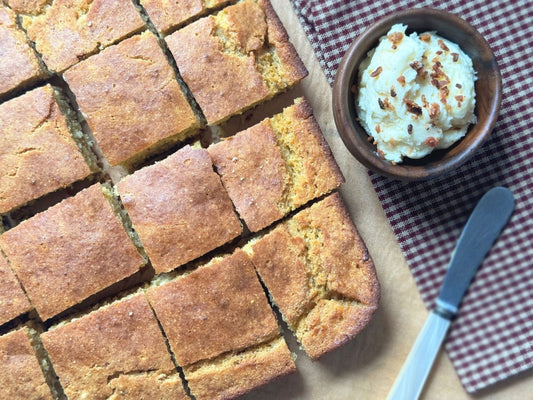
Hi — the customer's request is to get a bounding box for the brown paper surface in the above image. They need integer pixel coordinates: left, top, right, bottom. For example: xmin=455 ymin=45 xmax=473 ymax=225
xmin=235 ymin=1 xmax=533 ymax=399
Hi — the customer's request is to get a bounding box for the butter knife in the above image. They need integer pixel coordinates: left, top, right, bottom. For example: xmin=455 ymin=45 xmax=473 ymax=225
xmin=386 ymin=186 xmax=515 ymax=400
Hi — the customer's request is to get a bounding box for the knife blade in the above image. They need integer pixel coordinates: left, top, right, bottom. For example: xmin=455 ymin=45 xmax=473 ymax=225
xmin=386 ymin=186 xmax=515 ymax=400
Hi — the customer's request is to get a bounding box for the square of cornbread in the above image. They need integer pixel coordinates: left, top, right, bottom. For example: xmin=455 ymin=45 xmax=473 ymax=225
xmin=0 ymin=184 xmax=146 ymax=321
xmin=64 ymin=31 xmax=200 ymax=167
xmin=245 ymin=193 xmax=380 ymax=360
xmin=0 ymin=327 xmax=53 ymax=400
xmin=117 ymin=145 xmax=242 ymax=273
xmin=141 ymin=0 xmax=233 ymax=33
xmin=0 ymin=252 xmax=31 ymax=326
xmin=0 ymin=84 xmax=95 ymax=215
xmin=147 ymin=249 xmax=295 ymax=400
xmin=0 ymin=5 xmax=47 ymax=98
xmin=19 ymin=0 xmax=144 ymax=72
xmin=208 ymin=98 xmax=344 ymax=232
xmin=41 ymin=293 xmax=188 ymax=400
xmin=165 ymin=0 xmax=308 ymax=125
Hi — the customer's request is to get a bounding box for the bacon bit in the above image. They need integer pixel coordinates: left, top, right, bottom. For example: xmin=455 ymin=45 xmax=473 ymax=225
xmin=456 ymin=83 xmax=462 ymax=89
xmin=378 ymin=98 xmax=385 ymax=110
xmin=451 ymin=52 xmax=459 ymax=62
xmin=377 ymin=149 xmax=385 ymax=158
xmin=388 ymin=32 xmax=404 ymax=45
xmin=407 ymin=124 xmax=413 ymax=135
xmin=429 ymin=103 xmax=440 ymax=119
xmin=439 ymin=86 xmax=450 ymax=104
xmin=404 ymin=99 xmax=422 ymax=116
xmin=455 ymin=95 xmax=464 ymax=102
xmin=370 ymin=66 xmax=382 ymax=77
xmin=375 ymin=124 xmax=381 ymax=133
xmin=425 ymin=137 xmax=439 ymax=147
xmin=436 ymin=50 xmax=443 ymax=55
xmin=392 ymin=44 xmax=397 ymax=50
xmin=438 ymin=39 xmax=450 ymax=51
xmin=410 ymin=61 xmax=422 ymax=71
xmin=397 ymin=75 xmax=406 ymax=86
xmin=382 ymin=97 xmax=394 ymax=110
xmin=390 ymin=87 xmax=397 ymax=97
xmin=350 ymin=85 xmax=357 ymax=93
xmin=420 ymin=33 xmax=431 ymax=42
xmin=421 ymin=94 xmax=429 ymax=108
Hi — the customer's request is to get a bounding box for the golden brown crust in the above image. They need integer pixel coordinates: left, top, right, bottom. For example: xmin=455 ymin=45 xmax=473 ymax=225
xmin=248 ymin=193 xmax=380 ymax=359
xmin=166 ymin=0 xmax=307 ymax=125
xmin=0 ymin=5 xmax=47 ymax=98
xmin=64 ymin=31 xmax=199 ymax=167
xmin=41 ymin=294 xmax=187 ymax=400
xmin=0 ymin=184 xmax=146 ymax=321
xmin=208 ymin=97 xmax=344 ymax=232
xmin=117 ymin=146 xmax=242 ymax=273
xmin=0 ymin=84 xmax=92 ymax=214
xmin=0 ymin=328 xmax=53 ymax=400
xmin=185 ymin=337 xmax=296 ymax=400
xmin=0 ymin=253 xmax=31 ymax=326
xmin=2 ymin=0 xmax=49 ymax=15
xmin=21 ymin=0 xmax=144 ymax=72
xmin=147 ymin=249 xmax=279 ymax=367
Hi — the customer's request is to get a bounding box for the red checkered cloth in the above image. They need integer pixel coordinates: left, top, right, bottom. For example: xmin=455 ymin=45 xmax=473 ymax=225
xmin=289 ymin=0 xmax=533 ymax=394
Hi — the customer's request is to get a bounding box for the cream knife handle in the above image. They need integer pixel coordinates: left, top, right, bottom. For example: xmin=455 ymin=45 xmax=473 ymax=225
xmin=386 ymin=311 xmax=451 ymax=400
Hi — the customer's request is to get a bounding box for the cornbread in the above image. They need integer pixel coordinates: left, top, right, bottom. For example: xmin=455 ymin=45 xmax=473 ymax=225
xmin=140 ymin=0 xmax=233 ymax=33
xmin=246 ymin=193 xmax=380 ymax=359
xmin=2 ymin=0 xmax=48 ymax=14
xmin=0 ymin=184 xmax=146 ymax=321
xmin=208 ymin=97 xmax=344 ymax=232
xmin=0 ymin=5 xmax=47 ymax=98
xmin=0 ymin=327 xmax=53 ymax=400
xmin=0 ymin=252 xmax=31 ymax=326
xmin=147 ymin=249 xmax=295 ymax=400
xmin=64 ymin=31 xmax=199 ymax=167
xmin=117 ymin=146 xmax=242 ymax=274
xmin=0 ymin=84 xmax=95 ymax=215
xmin=41 ymin=294 xmax=188 ymax=400
xmin=166 ymin=0 xmax=308 ymax=124
xmin=19 ymin=0 xmax=145 ymax=72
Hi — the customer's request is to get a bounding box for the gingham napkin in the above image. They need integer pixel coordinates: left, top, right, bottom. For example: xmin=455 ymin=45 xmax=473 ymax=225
xmin=289 ymin=0 xmax=533 ymax=394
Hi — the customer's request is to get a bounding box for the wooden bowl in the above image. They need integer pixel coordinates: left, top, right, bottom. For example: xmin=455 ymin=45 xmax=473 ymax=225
xmin=332 ymin=8 xmax=502 ymax=181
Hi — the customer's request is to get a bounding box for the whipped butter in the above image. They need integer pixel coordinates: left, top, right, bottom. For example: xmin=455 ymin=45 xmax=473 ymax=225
xmin=356 ymin=24 xmax=476 ymax=163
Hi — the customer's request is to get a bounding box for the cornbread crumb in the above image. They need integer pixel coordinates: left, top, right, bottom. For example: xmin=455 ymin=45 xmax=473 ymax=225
xmin=246 ymin=193 xmax=380 ymax=359
xmin=0 ymin=252 xmax=31 ymax=326
xmin=166 ymin=0 xmax=307 ymax=125
xmin=20 ymin=0 xmax=145 ymax=72
xmin=0 ymin=184 xmax=146 ymax=321
xmin=41 ymin=294 xmax=188 ymax=400
xmin=0 ymin=5 xmax=47 ymax=98
xmin=0 ymin=328 xmax=54 ymax=400
xmin=148 ymin=249 xmax=294 ymax=399
xmin=208 ymin=97 xmax=344 ymax=232
xmin=64 ymin=31 xmax=200 ymax=167
xmin=0 ymin=84 xmax=94 ymax=215
xmin=117 ymin=146 xmax=242 ymax=273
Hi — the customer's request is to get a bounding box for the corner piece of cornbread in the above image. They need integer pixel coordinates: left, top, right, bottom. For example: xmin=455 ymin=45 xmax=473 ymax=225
xmin=19 ymin=0 xmax=145 ymax=72
xmin=147 ymin=249 xmax=295 ymax=400
xmin=64 ymin=31 xmax=200 ymax=167
xmin=0 ymin=5 xmax=47 ymax=98
xmin=41 ymin=293 xmax=188 ymax=400
xmin=166 ymin=0 xmax=308 ymax=125
xmin=208 ymin=97 xmax=344 ymax=232
xmin=0 ymin=84 xmax=95 ymax=215
xmin=117 ymin=145 xmax=242 ymax=274
xmin=245 ymin=193 xmax=380 ymax=360
xmin=0 ymin=184 xmax=146 ymax=321
xmin=141 ymin=0 xmax=233 ymax=33
xmin=0 ymin=252 xmax=31 ymax=326
xmin=0 ymin=327 xmax=54 ymax=400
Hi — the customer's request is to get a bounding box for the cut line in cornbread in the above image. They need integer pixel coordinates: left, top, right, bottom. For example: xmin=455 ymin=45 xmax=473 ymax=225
xmin=41 ymin=293 xmax=189 ymax=400
xmin=0 ymin=252 xmax=31 ymax=326
xmin=245 ymin=193 xmax=380 ymax=359
xmin=0 ymin=184 xmax=146 ymax=321
xmin=19 ymin=0 xmax=145 ymax=72
xmin=208 ymin=97 xmax=344 ymax=232
xmin=64 ymin=30 xmax=200 ymax=167
xmin=0 ymin=84 xmax=98 ymax=215
xmin=166 ymin=0 xmax=308 ymax=125
xmin=0 ymin=327 xmax=54 ymax=400
xmin=0 ymin=5 xmax=48 ymax=99
xmin=147 ymin=249 xmax=295 ymax=400
xmin=117 ymin=145 xmax=242 ymax=274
